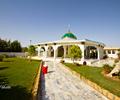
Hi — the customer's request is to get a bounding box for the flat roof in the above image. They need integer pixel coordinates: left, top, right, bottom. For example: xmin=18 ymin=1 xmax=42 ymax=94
xmin=104 ymin=47 xmax=120 ymax=50
xmin=37 ymin=39 xmax=105 ymax=47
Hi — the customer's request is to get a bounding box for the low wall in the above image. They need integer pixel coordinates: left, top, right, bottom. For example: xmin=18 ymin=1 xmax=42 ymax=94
xmin=61 ymin=63 xmax=120 ymax=100
xmin=107 ymin=54 xmax=118 ymax=58
xmin=31 ymin=61 xmax=43 ymax=100
xmin=0 ymin=52 xmax=28 ymax=57
xmin=37 ymin=56 xmax=94 ymax=66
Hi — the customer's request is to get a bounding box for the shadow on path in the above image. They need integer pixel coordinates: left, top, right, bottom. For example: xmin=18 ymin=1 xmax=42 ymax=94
xmin=38 ymin=72 xmax=51 ymax=100
xmin=47 ymin=71 xmax=54 ymax=74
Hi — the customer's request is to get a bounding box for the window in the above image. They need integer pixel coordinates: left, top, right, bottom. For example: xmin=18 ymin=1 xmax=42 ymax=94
xmin=108 ymin=50 xmax=111 ymax=54
xmin=112 ymin=50 xmax=115 ymax=54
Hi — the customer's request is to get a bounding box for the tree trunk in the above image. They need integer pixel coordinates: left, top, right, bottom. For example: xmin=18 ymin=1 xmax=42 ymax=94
xmin=29 ymin=56 xmax=31 ymax=62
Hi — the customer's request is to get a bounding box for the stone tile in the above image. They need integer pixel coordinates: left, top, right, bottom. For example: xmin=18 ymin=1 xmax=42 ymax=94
xmin=40 ymin=61 xmax=108 ymax=100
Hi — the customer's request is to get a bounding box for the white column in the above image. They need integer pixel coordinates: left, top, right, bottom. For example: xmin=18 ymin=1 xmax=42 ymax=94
xmin=78 ymin=45 xmax=85 ymax=60
xmin=37 ymin=46 xmax=41 ymax=57
xmin=45 ymin=46 xmax=48 ymax=58
xmin=53 ymin=45 xmax=58 ymax=60
xmin=63 ymin=46 xmax=67 ymax=58
xmin=56 ymin=48 xmax=58 ymax=57
xmin=97 ymin=46 xmax=104 ymax=60
xmin=97 ymin=47 xmax=100 ymax=60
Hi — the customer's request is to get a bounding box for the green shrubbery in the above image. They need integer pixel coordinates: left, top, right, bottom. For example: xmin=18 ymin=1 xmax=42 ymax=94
xmin=83 ymin=61 xmax=87 ymax=65
xmin=0 ymin=55 xmax=4 ymax=61
xmin=103 ymin=55 xmax=108 ymax=59
xmin=114 ymin=58 xmax=119 ymax=63
xmin=60 ymin=59 xmax=65 ymax=63
xmin=0 ymin=54 xmax=10 ymax=61
xmin=68 ymin=45 xmax=82 ymax=63
xmin=1 ymin=54 xmax=9 ymax=58
xmin=74 ymin=62 xmax=82 ymax=66
xmin=102 ymin=64 xmax=113 ymax=74
xmin=112 ymin=71 xmax=120 ymax=80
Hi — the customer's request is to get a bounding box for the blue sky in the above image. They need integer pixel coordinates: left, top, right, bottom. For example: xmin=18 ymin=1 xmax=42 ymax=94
xmin=0 ymin=0 xmax=120 ymax=47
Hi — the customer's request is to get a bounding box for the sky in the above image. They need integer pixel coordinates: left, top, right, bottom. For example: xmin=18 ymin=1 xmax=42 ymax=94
xmin=0 ymin=0 xmax=120 ymax=47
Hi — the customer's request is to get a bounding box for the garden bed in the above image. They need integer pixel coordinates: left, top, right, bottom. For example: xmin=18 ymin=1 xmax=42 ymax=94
xmin=64 ymin=63 xmax=120 ymax=97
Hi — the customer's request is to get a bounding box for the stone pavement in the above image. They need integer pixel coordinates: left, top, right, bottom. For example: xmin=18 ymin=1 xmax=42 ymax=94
xmin=39 ymin=61 xmax=109 ymax=100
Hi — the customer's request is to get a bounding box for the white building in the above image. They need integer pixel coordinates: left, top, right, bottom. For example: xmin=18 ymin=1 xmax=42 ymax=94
xmin=104 ymin=47 xmax=120 ymax=58
xmin=36 ymin=31 xmax=106 ymax=65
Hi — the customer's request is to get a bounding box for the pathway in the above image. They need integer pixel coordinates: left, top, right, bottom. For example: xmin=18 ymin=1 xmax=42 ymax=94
xmin=39 ymin=61 xmax=108 ymax=100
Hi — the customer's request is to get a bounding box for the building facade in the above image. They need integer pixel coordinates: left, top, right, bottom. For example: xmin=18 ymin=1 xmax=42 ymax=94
xmin=104 ymin=47 xmax=120 ymax=58
xmin=37 ymin=31 xmax=105 ymax=64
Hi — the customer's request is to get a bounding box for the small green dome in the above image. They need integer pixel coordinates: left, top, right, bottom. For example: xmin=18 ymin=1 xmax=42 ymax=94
xmin=61 ymin=32 xmax=77 ymax=40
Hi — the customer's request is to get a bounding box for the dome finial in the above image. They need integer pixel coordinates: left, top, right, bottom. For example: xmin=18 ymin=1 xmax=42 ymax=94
xmin=68 ymin=24 xmax=71 ymax=33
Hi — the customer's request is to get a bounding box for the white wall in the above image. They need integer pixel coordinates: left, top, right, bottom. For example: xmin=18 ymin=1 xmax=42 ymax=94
xmin=98 ymin=47 xmax=104 ymax=59
xmin=105 ymin=50 xmax=118 ymax=58
xmin=0 ymin=52 xmax=28 ymax=57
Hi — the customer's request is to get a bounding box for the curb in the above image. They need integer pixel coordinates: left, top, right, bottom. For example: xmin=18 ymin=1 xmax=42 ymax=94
xmin=31 ymin=61 xmax=43 ymax=100
xmin=61 ymin=63 xmax=120 ymax=100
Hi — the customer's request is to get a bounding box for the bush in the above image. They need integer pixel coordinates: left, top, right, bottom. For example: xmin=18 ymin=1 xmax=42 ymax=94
xmin=1 ymin=54 xmax=9 ymax=58
xmin=83 ymin=61 xmax=87 ymax=65
xmin=60 ymin=59 xmax=65 ymax=63
xmin=74 ymin=62 xmax=81 ymax=66
xmin=0 ymin=55 xmax=4 ymax=61
xmin=103 ymin=64 xmax=113 ymax=74
xmin=114 ymin=59 xmax=119 ymax=63
xmin=112 ymin=71 xmax=120 ymax=79
xmin=113 ymin=64 xmax=116 ymax=67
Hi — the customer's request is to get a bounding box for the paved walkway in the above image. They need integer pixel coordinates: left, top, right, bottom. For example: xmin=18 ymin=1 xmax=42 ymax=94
xmin=39 ymin=61 xmax=108 ymax=100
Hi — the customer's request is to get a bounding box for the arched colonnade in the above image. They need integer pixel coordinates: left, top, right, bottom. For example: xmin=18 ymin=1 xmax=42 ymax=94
xmin=37 ymin=43 xmax=104 ymax=60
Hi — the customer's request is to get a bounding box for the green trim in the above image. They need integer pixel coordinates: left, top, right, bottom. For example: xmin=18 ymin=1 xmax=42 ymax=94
xmin=62 ymin=32 xmax=77 ymax=39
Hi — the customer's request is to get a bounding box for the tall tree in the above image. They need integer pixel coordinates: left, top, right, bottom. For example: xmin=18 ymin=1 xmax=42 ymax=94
xmin=68 ymin=45 xmax=82 ymax=63
xmin=0 ymin=38 xmax=8 ymax=52
xmin=11 ymin=40 xmax=22 ymax=52
xmin=28 ymin=45 xmax=36 ymax=61
xmin=7 ymin=40 xmax=11 ymax=52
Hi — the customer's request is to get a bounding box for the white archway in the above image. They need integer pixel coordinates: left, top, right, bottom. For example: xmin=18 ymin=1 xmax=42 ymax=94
xmin=84 ymin=46 xmax=98 ymax=59
xmin=47 ymin=46 xmax=54 ymax=57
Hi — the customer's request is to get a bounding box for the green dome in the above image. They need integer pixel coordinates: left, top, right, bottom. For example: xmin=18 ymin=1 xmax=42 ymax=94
xmin=61 ymin=32 xmax=77 ymax=39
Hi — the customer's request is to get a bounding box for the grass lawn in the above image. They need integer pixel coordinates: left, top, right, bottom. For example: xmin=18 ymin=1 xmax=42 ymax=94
xmin=0 ymin=58 xmax=40 ymax=100
xmin=64 ymin=63 xmax=120 ymax=97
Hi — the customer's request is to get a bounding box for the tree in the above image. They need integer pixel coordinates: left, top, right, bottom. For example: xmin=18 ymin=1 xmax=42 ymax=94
xmin=0 ymin=38 xmax=8 ymax=52
xmin=22 ymin=47 xmax=28 ymax=52
xmin=7 ymin=40 xmax=11 ymax=52
xmin=0 ymin=38 xmax=22 ymax=52
xmin=68 ymin=45 xmax=82 ymax=63
xmin=11 ymin=40 xmax=22 ymax=52
xmin=28 ymin=45 xmax=36 ymax=61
